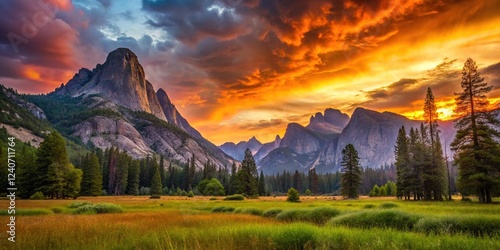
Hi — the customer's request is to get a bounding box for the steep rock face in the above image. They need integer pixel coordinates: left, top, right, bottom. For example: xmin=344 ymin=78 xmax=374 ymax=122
xmin=72 ymin=116 xmax=153 ymax=158
xmin=4 ymin=89 xmax=46 ymax=120
xmin=219 ymin=136 xmax=263 ymax=161
xmin=334 ymin=108 xmax=420 ymax=169
xmin=280 ymin=123 xmax=323 ymax=154
xmin=324 ymin=108 xmax=350 ymax=129
xmin=307 ymin=112 xmax=342 ymax=134
xmin=55 ymin=48 xmax=167 ymax=121
xmin=306 ymin=109 xmax=349 ymax=134
xmin=156 ymin=88 xmax=202 ymax=138
xmin=254 ymin=135 xmax=281 ymax=163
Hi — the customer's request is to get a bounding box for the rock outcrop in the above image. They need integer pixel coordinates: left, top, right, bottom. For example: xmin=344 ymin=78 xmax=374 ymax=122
xmin=55 ymin=48 xmax=167 ymax=120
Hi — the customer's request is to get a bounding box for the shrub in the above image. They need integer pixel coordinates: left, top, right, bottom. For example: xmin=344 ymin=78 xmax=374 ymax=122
xmin=51 ymin=207 xmax=63 ymax=214
xmin=329 ymin=210 xmax=421 ymax=230
xmin=74 ymin=203 xmax=123 ymax=214
xmin=224 ymin=194 xmax=245 ymax=201
xmin=75 ymin=205 xmax=97 ymax=214
xmin=222 ymin=206 xmax=235 ymax=212
xmin=29 ymin=191 xmax=45 ymax=200
xmin=233 ymin=207 xmax=244 ymax=214
xmin=305 ymin=207 xmax=341 ymax=224
xmin=415 ymin=216 xmax=500 ymax=236
xmin=305 ymin=189 xmax=312 ymax=196
xmin=93 ymin=203 xmax=123 ymax=214
xmin=461 ymin=197 xmax=472 ymax=202
xmin=379 ymin=202 xmax=399 ymax=209
xmin=276 ymin=209 xmax=302 ymax=222
xmin=212 ymin=206 xmax=235 ymax=213
xmin=272 ymin=224 xmax=316 ymax=250
xmin=240 ymin=207 xmax=263 ymax=216
xmin=287 ymin=188 xmax=300 ymax=202
xmin=150 ymin=195 xmax=161 ymax=199
xmin=363 ymin=204 xmax=375 ymax=209
xmin=262 ymin=208 xmax=283 ymax=218
xmin=68 ymin=201 xmax=92 ymax=208
xmin=209 ymin=197 xmax=217 ymax=200
xmin=188 ymin=191 xmax=194 ymax=197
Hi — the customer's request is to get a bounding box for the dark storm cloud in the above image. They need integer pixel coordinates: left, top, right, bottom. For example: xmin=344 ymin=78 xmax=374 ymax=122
xmin=355 ymin=59 xmax=462 ymax=110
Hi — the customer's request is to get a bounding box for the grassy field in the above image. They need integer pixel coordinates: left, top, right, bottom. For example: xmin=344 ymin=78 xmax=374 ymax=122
xmin=1 ymin=196 xmax=500 ymax=249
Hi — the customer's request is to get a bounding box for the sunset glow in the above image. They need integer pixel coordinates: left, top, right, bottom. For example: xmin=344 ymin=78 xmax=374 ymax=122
xmin=1 ymin=0 xmax=500 ymax=144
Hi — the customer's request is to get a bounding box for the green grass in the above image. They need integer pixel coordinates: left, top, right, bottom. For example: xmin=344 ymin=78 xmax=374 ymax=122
xmin=329 ymin=209 xmax=421 ymax=230
xmin=2 ymin=196 xmax=500 ymax=249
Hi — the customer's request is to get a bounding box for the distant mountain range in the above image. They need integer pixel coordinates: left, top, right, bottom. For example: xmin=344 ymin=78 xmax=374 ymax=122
xmin=219 ymin=107 xmax=457 ymax=174
xmin=1 ymin=48 xmax=233 ymax=169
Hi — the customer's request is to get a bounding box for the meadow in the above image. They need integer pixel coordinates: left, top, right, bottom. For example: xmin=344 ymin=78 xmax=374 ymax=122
xmin=1 ymin=196 xmax=500 ymax=250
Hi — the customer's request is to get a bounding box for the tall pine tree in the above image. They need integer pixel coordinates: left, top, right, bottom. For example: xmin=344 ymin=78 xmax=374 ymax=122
xmin=237 ymin=148 xmax=258 ymax=197
xmin=451 ymin=58 xmax=500 ymax=203
xmin=340 ymin=144 xmax=362 ymax=199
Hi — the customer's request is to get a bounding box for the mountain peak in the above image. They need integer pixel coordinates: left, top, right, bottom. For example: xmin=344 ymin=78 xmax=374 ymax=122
xmin=106 ymin=48 xmax=137 ymax=61
xmin=53 ymin=47 xmax=167 ymax=121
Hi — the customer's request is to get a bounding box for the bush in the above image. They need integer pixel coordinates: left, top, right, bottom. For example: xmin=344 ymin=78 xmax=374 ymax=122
xmin=305 ymin=207 xmax=341 ymax=224
xmin=51 ymin=207 xmax=63 ymax=214
xmin=188 ymin=191 xmax=194 ymax=197
xmin=211 ymin=206 xmax=235 ymax=213
xmin=276 ymin=207 xmax=340 ymax=224
xmin=74 ymin=203 xmax=123 ymax=214
xmin=272 ymin=224 xmax=316 ymax=250
xmin=240 ymin=207 xmax=263 ymax=216
xmin=75 ymin=205 xmax=97 ymax=214
xmin=29 ymin=191 xmax=45 ymax=200
xmin=68 ymin=201 xmax=92 ymax=208
xmin=379 ymin=202 xmax=399 ymax=209
xmin=93 ymin=203 xmax=123 ymax=214
xmin=363 ymin=204 xmax=375 ymax=209
xmin=276 ymin=209 xmax=302 ymax=222
xmin=209 ymin=197 xmax=217 ymax=200
xmin=415 ymin=216 xmax=500 ymax=236
xmin=224 ymin=194 xmax=245 ymax=201
xmin=329 ymin=210 xmax=421 ymax=230
xmin=233 ymin=207 xmax=244 ymax=214
xmin=262 ymin=208 xmax=283 ymax=218
xmin=150 ymin=195 xmax=161 ymax=199
xmin=287 ymin=188 xmax=300 ymax=202
xmin=305 ymin=189 xmax=312 ymax=196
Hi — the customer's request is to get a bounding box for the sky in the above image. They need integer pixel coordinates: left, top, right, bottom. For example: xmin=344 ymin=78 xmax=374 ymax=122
xmin=1 ymin=0 xmax=500 ymax=145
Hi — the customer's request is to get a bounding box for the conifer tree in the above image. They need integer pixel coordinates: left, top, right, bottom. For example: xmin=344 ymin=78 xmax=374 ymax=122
xmin=258 ymin=170 xmax=266 ymax=196
xmin=34 ymin=131 xmax=82 ymax=198
xmin=237 ymin=148 xmax=258 ymax=197
xmin=395 ymin=126 xmax=410 ymax=199
xmin=127 ymin=160 xmax=140 ymax=195
xmin=340 ymin=144 xmax=362 ymax=199
xmin=423 ymin=87 xmax=446 ymax=200
xmin=228 ymin=162 xmax=238 ymax=195
xmin=151 ymin=164 xmax=163 ymax=195
xmin=81 ymin=153 xmax=103 ymax=196
xmin=451 ymin=58 xmax=500 ymax=203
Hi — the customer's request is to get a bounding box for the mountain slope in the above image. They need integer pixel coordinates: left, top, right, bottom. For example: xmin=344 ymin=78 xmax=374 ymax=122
xmin=33 ymin=48 xmax=233 ymax=168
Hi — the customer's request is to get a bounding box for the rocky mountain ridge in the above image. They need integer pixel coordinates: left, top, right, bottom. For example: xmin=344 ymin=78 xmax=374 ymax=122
xmin=220 ymin=107 xmax=456 ymax=174
xmin=37 ymin=48 xmax=233 ymax=168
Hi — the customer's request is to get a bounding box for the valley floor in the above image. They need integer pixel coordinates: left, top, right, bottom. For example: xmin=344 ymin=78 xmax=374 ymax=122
xmin=1 ymin=196 xmax=500 ymax=249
